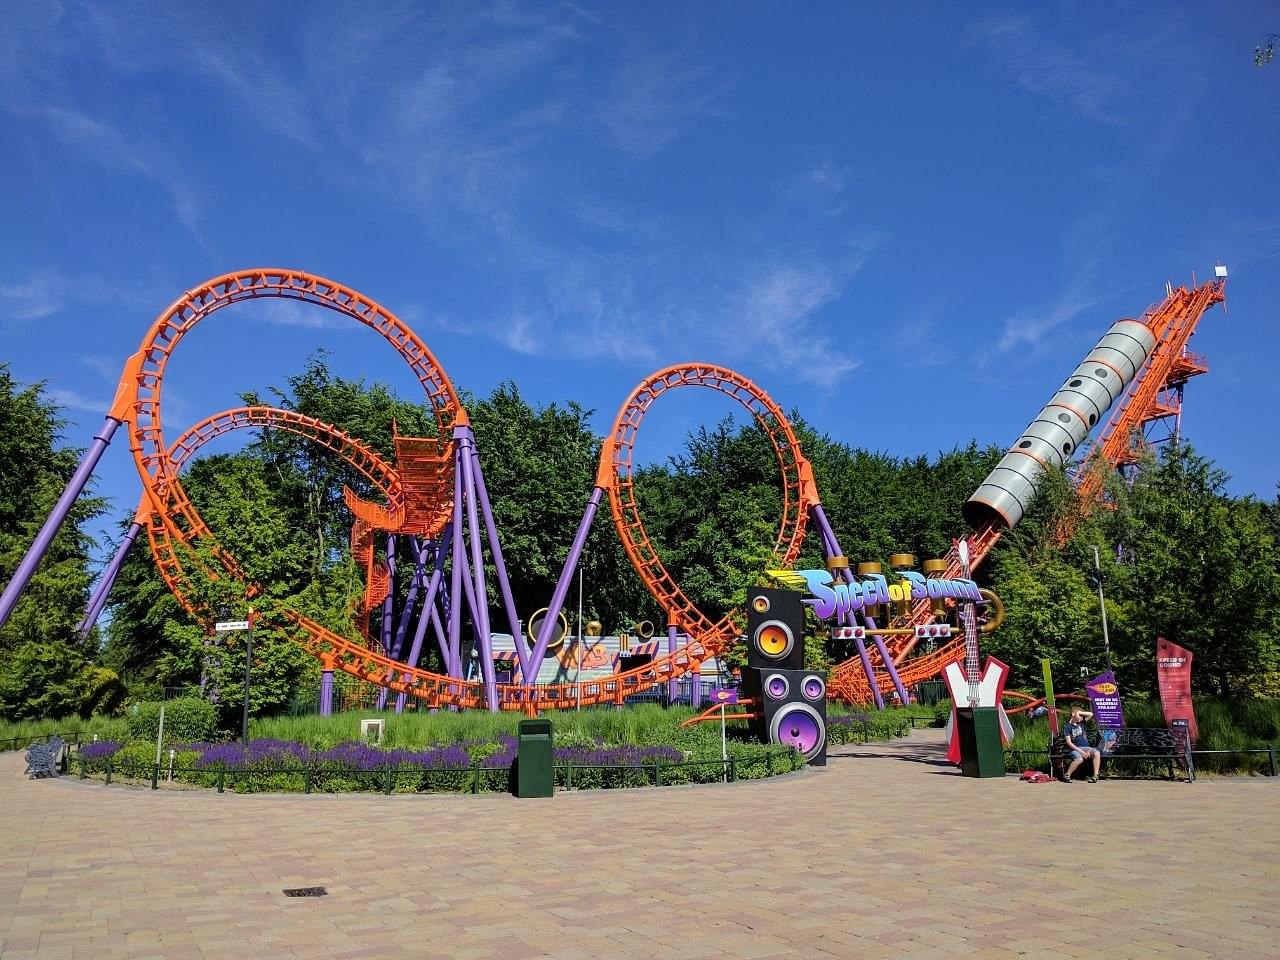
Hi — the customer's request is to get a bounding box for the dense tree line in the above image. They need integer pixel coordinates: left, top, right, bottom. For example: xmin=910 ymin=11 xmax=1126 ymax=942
xmin=1 ymin=356 xmax=1277 ymax=719
xmin=0 ymin=365 xmax=119 ymax=719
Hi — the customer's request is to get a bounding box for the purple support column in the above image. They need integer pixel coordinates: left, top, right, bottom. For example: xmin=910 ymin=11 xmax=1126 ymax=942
xmin=380 ymin=535 xmax=397 ymax=652
xmin=320 ymin=669 xmax=334 ymax=717
xmin=447 ymin=448 xmax=465 ymax=686
xmin=527 ymin=487 xmax=603 ymax=677
xmin=850 ymin=608 xmax=886 ymax=711
xmin=667 ymin=622 xmax=678 ymax=703
xmin=438 ymin=577 xmax=457 ymax=675
xmin=0 ymin=415 xmax=121 ymax=630
xmin=376 ymin=535 xmax=398 ymax=711
xmin=429 ymin=602 xmax=450 ymax=674
xmin=457 ymin=430 xmax=498 ymax=711
xmin=390 ymin=538 xmax=429 ymax=661
xmin=402 ymin=538 xmax=447 ymax=673
xmin=689 ymin=637 xmax=702 ymax=708
xmin=869 ymin=629 xmax=909 ymax=706
xmin=465 ymin=428 xmax=522 ymax=644
xmin=814 ymin=503 xmax=898 ymax=708
xmin=77 ymin=519 xmax=142 ymax=638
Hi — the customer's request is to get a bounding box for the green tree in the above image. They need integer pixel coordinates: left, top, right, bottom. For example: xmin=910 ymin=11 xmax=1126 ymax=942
xmin=1114 ymin=445 xmax=1280 ymax=698
xmin=0 ymin=366 xmax=109 ymax=719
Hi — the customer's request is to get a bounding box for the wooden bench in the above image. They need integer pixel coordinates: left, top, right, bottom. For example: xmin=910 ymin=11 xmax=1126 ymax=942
xmin=1049 ymin=727 xmax=1193 ymax=782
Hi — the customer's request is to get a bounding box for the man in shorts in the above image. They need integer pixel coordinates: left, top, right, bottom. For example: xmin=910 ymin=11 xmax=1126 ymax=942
xmin=1063 ymin=707 xmax=1101 ymax=783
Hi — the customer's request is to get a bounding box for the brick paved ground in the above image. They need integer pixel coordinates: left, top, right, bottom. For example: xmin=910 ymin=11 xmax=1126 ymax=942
xmin=2 ymin=728 xmax=1277 ymax=959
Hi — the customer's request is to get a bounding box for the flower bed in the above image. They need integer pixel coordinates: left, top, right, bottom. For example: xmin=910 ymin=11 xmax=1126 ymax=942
xmin=72 ymin=734 xmax=802 ymax=794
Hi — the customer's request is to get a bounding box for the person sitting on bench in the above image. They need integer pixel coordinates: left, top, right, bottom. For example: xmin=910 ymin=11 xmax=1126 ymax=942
xmin=1063 ymin=707 xmax=1101 ymax=783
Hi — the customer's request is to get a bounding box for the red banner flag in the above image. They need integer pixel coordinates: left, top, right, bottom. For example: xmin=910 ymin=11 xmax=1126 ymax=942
xmin=1155 ymin=636 xmax=1197 ymax=743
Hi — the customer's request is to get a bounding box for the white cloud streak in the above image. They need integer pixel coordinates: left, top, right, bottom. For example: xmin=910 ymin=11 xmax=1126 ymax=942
xmin=965 ymin=15 xmax=1125 ymax=124
xmin=47 ymin=386 xmax=112 ymax=414
xmin=598 ymin=54 xmax=732 ymax=157
xmin=0 ymin=272 xmax=66 ymax=323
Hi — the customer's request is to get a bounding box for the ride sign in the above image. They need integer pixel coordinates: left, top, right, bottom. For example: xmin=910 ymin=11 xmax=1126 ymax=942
xmin=1085 ymin=670 xmax=1124 ymax=728
xmin=1156 ymin=636 xmax=1198 ymax=743
xmin=214 ymin=620 xmax=250 ymax=632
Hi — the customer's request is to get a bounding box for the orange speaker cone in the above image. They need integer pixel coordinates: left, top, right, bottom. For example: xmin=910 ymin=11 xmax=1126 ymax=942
xmin=756 ymin=622 xmax=792 ymax=658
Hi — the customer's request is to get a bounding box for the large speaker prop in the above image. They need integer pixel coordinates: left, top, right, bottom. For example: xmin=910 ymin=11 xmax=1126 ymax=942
xmin=742 ymin=586 xmax=825 ymax=765
xmin=742 ymin=667 xmax=828 ymax=766
xmin=745 ymin=586 xmax=806 ymax=671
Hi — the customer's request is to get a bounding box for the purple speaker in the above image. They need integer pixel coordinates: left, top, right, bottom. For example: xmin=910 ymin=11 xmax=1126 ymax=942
xmin=742 ymin=667 xmax=827 ymax=766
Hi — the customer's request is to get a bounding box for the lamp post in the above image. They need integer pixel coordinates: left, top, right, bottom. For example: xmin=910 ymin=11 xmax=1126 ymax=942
xmin=576 ymin=567 xmax=583 ymax=712
xmin=1090 ymin=546 xmax=1114 ymax=673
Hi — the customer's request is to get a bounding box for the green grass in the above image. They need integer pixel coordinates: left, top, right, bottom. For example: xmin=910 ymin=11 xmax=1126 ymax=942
xmin=2 ymin=701 xmax=931 ymax=753
xmin=249 ymin=703 xmax=707 ymax=749
xmin=247 ymin=702 xmax=929 ymax=750
xmin=0 ymin=715 xmax=128 ymax=751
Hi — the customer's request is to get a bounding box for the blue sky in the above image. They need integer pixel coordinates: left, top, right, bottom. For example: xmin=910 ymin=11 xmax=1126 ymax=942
xmin=2 ymin=1 xmax=1277 ymax=564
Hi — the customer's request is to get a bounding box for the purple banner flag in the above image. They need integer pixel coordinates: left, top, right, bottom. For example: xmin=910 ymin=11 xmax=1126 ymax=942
xmin=1085 ymin=670 xmax=1125 ymax=729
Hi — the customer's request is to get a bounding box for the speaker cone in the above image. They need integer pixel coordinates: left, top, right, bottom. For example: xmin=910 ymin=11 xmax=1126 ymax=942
xmin=769 ymin=703 xmax=826 ymax=761
xmin=801 ymin=674 xmax=826 ymax=702
xmin=764 ymin=672 xmax=790 ymax=699
xmin=754 ymin=620 xmax=794 ymax=660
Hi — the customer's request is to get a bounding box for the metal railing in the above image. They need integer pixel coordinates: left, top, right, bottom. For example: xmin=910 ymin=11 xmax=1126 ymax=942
xmin=1005 ymin=745 xmax=1280 ymax=782
xmin=69 ymin=748 xmax=803 ymax=795
xmin=0 ymin=731 xmax=85 ymax=753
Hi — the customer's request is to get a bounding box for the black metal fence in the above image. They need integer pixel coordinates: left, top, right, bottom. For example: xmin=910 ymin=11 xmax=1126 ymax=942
xmin=0 ymin=730 xmax=85 ymax=753
xmin=70 ymin=748 xmax=803 ymax=795
xmin=1005 ymin=745 xmax=1280 ymax=781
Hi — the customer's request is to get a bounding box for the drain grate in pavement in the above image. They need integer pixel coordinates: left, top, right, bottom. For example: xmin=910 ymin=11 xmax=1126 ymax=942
xmin=282 ymin=886 xmax=327 ymax=898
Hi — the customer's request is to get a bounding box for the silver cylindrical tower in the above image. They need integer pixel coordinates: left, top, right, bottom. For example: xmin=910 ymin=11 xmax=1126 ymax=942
xmin=964 ymin=318 xmax=1157 ymax=530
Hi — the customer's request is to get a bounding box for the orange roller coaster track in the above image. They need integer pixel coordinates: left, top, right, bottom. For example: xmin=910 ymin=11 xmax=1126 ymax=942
xmin=139 ymin=406 xmax=401 ymax=635
xmin=87 ymin=269 xmax=825 ymax=712
xmin=600 ymin=364 xmax=820 ymax=653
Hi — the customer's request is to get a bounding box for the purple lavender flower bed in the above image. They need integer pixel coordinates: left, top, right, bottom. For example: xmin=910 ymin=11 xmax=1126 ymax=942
xmin=554 ymin=743 xmax=683 ymax=766
xmin=169 ymin=738 xmax=474 ymax=772
xmin=80 ymin=741 xmax=123 ymax=760
xmin=71 ymin=721 xmax=804 ymax=793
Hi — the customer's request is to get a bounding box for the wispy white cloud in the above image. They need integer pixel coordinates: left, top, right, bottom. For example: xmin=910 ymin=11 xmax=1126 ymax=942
xmin=81 ymin=354 xmax=124 ymax=381
xmin=249 ymin=299 xmax=353 ymax=331
xmin=598 ymin=54 xmax=732 ymax=157
xmin=47 ymin=386 xmax=112 ymax=414
xmin=35 ymin=105 xmax=203 ymax=236
xmin=2 ymin=268 xmax=175 ymax=329
xmin=0 ymin=271 xmax=66 ymax=322
xmin=725 ymin=251 xmax=871 ymax=388
xmin=805 ymin=161 xmax=854 ymax=196
xmin=996 ymin=285 xmax=1099 ymax=355
xmin=187 ymin=43 xmax=318 ymax=147
xmin=965 ymin=15 xmax=1125 ymax=123
xmin=495 ymin=312 xmax=542 ymax=355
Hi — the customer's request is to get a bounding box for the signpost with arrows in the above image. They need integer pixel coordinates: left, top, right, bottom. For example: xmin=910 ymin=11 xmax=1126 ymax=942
xmin=216 ymin=611 xmax=256 ymax=744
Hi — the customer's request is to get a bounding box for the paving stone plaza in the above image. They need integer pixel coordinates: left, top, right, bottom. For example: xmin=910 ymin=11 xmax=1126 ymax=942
xmin=3 ymin=728 xmax=1276 ymax=959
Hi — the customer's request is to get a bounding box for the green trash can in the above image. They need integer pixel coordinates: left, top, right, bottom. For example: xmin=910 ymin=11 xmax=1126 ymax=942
xmin=515 ymin=718 xmax=554 ymax=798
xmin=955 ymin=706 xmax=1005 ymax=778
